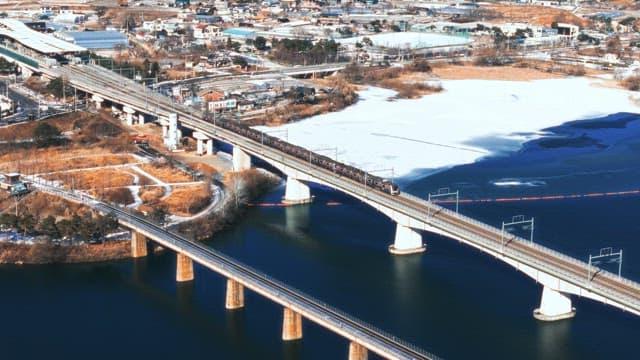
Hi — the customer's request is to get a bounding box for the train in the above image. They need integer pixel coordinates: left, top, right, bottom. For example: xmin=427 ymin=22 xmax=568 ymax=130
xmin=203 ymin=115 xmax=400 ymax=196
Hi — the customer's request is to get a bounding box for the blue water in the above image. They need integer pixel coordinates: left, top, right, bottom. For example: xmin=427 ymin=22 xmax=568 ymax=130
xmin=2 ymin=113 xmax=640 ymax=359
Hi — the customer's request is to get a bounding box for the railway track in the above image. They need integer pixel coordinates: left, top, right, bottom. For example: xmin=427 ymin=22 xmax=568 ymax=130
xmin=41 ymin=187 xmax=435 ymax=360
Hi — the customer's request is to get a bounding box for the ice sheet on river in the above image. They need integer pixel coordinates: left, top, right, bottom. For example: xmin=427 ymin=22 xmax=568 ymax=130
xmin=257 ymin=77 xmax=640 ymax=177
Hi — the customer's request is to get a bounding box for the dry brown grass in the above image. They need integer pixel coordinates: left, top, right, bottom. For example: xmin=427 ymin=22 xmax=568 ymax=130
xmin=487 ymin=4 xmax=589 ymax=27
xmin=0 ymin=114 xmax=83 ymax=141
xmin=0 ymin=192 xmax=90 ymax=220
xmin=0 ymin=150 xmax=137 ymax=174
xmin=139 ymin=162 xmax=193 ymax=183
xmin=102 ymin=188 xmax=134 ymax=205
xmin=433 ymin=64 xmax=565 ymax=81
xmin=189 ymin=162 xmax=218 ymax=176
xmin=161 ymin=183 xmax=211 ymax=216
xmin=139 ymin=186 xmax=165 ymax=203
xmin=45 ymin=169 xmax=134 ymax=190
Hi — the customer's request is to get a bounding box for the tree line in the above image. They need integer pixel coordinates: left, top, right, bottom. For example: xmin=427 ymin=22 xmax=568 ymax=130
xmin=0 ymin=212 xmax=119 ymax=242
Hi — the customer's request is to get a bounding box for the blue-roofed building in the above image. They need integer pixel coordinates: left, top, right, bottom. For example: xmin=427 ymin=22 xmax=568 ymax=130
xmin=58 ymin=31 xmax=128 ymax=50
xmin=222 ymin=28 xmax=257 ymax=41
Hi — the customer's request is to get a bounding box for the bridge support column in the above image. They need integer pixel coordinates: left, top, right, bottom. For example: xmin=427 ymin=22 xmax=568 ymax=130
xmin=138 ymin=113 xmax=145 ymax=125
xmin=176 ymin=253 xmax=194 ymax=282
xmin=282 ymin=177 xmax=313 ymax=205
xmin=206 ymin=139 xmax=214 ymax=155
xmin=389 ymin=224 xmax=426 ymax=255
xmin=225 ymin=279 xmax=245 ymax=310
xmin=534 ymin=286 xmax=575 ymax=321
xmin=164 ymin=113 xmax=181 ymax=150
xmin=91 ymin=95 xmax=103 ymax=109
xmin=126 ymin=113 xmax=134 ymax=126
xmin=348 ymin=341 xmax=368 ymax=360
xmin=197 ymin=138 xmax=205 ymax=155
xmin=130 ymin=230 xmax=147 ymax=258
xmin=232 ymin=147 xmax=251 ymax=171
xmin=282 ymin=307 xmax=302 ymax=341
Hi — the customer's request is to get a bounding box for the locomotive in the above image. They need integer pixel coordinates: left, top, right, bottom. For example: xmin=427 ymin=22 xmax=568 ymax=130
xmin=204 ymin=114 xmax=400 ymax=196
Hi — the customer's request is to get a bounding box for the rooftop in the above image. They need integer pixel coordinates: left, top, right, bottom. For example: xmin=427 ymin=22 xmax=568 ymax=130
xmin=0 ymin=18 xmax=85 ymax=54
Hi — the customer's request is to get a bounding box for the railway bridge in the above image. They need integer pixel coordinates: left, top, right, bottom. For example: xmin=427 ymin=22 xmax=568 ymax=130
xmin=47 ymin=63 xmax=640 ymax=323
xmin=36 ymin=184 xmax=435 ymax=360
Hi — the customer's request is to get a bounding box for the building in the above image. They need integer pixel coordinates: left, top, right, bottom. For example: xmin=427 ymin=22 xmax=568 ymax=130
xmin=57 ymin=31 xmax=129 ymax=50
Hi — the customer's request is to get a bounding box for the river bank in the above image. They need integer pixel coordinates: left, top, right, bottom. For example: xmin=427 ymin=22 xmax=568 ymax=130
xmin=0 ymin=241 xmax=130 ymax=265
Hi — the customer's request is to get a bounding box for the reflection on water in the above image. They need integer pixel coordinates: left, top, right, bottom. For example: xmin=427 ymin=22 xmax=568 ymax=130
xmin=285 ymin=204 xmax=311 ymax=235
xmin=536 ymin=320 xmax=571 ymax=360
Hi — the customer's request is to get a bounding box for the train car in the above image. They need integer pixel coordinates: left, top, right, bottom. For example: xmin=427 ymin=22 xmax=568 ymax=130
xmin=209 ymin=117 xmax=401 ymax=196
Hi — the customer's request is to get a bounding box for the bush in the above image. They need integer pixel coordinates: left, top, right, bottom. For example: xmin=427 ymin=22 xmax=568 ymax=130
xmin=624 ymin=76 xmax=640 ymax=91
xmin=33 ymin=123 xmax=62 ymax=147
xmin=406 ymin=59 xmax=432 ymax=73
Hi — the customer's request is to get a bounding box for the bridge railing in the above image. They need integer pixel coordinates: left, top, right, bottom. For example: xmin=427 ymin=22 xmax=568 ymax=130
xmin=399 ymin=192 xmax=640 ymax=303
xmin=60 ymin=65 xmax=640 ymax=306
xmin=36 ymin=184 xmax=438 ymax=360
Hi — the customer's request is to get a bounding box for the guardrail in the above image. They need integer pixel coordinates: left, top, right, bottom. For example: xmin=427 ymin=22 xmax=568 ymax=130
xmin=36 ymin=184 xmax=437 ymax=360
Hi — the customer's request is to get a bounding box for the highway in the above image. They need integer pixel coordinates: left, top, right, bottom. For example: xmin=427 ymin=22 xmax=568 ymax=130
xmin=37 ymin=185 xmax=437 ymax=360
xmin=52 ymin=63 xmax=640 ymax=317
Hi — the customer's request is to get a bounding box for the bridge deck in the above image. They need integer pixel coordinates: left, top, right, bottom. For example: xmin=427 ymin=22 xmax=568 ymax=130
xmin=37 ymin=185 xmax=436 ymax=360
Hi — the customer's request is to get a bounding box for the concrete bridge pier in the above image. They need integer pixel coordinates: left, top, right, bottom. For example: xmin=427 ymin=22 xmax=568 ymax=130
xmin=138 ymin=113 xmax=145 ymax=125
xmin=160 ymin=118 xmax=169 ymax=138
xmin=282 ymin=307 xmax=303 ymax=341
xmin=348 ymin=341 xmax=368 ymax=360
xmin=176 ymin=253 xmax=194 ymax=282
xmin=389 ymin=224 xmax=426 ymax=255
xmin=282 ymin=177 xmax=313 ymax=205
xmin=130 ymin=230 xmax=147 ymax=258
xmin=91 ymin=95 xmax=103 ymax=109
xmin=225 ymin=279 xmax=245 ymax=309
xmin=533 ymin=286 xmax=576 ymax=321
xmin=164 ymin=113 xmax=181 ymax=150
xmin=194 ymin=131 xmax=214 ymax=156
xmin=123 ymin=106 xmax=136 ymax=126
xmin=232 ymin=147 xmax=251 ymax=171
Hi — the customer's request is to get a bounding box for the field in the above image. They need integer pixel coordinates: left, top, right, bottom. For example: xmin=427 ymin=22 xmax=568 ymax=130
xmin=488 ymin=4 xmax=590 ymax=27
xmin=0 ymin=112 xmax=218 ymax=219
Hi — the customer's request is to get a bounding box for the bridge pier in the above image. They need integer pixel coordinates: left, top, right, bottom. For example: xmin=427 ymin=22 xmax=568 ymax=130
xmin=130 ymin=230 xmax=147 ymax=258
xmin=389 ymin=224 xmax=426 ymax=255
xmin=138 ymin=113 xmax=145 ymax=125
xmin=348 ymin=341 xmax=368 ymax=360
xmin=164 ymin=113 xmax=181 ymax=150
xmin=232 ymin=147 xmax=251 ymax=171
xmin=176 ymin=253 xmax=194 ymax=282
xmin=225 ymin=279 xmax=245 ymax=309
xmin=194 ymin=131 xmax=214 ymax=156
xmin=282 ymin=177 xmax=313 ymax=205
xmin=123 ymin=106 xmax=136 ymax=126
xmin=534 ymin=286 xmax=575 ymax=321
xmin=282 ymin=307 xmax=303 ymax=341
xmin=91 ymin=95 xmax=103 ymax=109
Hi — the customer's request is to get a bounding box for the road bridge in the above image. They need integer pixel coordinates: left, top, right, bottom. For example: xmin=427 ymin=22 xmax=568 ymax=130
xmin=37 ymin=184 xmax=436 ymax=360
xmin=49 ymin=62 xmax=640 ymax=322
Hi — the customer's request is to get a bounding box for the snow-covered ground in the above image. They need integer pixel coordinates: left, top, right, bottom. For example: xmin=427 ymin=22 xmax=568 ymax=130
xmin=258 ymin=77 xmax=640 ymax=177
